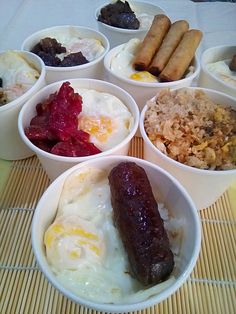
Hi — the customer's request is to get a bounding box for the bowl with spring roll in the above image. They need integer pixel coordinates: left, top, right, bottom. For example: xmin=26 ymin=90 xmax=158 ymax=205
xmin=31 ymin=155 xmax=201 ymax=312
xmin=198 ymin=45 xmax=236 ymax=98
xmin=21 ymin=25 xmax=110 ymax=84
xmin=18 ymin=78 xmax=139 ymax=181
xmin=140 ymin=87 xmax=236 ymax=210
xmin=104 ymin=14 xmax=202 ymax=111
xmin=95 ymin=1 xmax=166 ymax=48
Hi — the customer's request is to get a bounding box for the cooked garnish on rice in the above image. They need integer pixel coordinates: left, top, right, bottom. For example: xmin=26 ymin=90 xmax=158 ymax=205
xmin=144 ymin=88 xmax=236 ymax=170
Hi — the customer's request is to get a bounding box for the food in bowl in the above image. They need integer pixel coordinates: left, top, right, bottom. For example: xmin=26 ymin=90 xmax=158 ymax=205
xmin=32 ymin=155 xmax=201 ymax=310
xmin=21 ymin=26 xmax=110 ymax=84
xmin=44 ymin=161 xmax=182 ymax=304
xmin=0 ymin=51 xmax=40 ymax=106
xmin=30 ymin=33 xmax=105 ymax=67
xmin=133 ymin=14 xmax=202 ymax=82
xmin=199 ymin=46 xmax=236 ymax=99
xmin=206 ymin=53 xmax=236 ymax=89
xmin=144 ymin=88 xmax=236 ymax=170
xmin=24 ymin=81 xmax=134 ymax=156
xmin=229 ymin=54 xmax=236 ymax=71
xmin=108 ymin=15 xmax=202 ymax=83
xmin=110 ymin=38 xmax=196 ymax=83
xmin=97 ymin=0 xmax=154 ymax=30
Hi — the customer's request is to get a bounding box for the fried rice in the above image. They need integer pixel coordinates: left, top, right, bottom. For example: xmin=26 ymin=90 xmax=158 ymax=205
xmin=144 ymin=88 xmax=236 ymax=170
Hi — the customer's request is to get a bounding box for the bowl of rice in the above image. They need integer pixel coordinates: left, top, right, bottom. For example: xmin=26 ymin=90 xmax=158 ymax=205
xmin=140 ymin=87 xmax=236 ymax=210
xmin=32 ymin=155 xmax=201 ymax=312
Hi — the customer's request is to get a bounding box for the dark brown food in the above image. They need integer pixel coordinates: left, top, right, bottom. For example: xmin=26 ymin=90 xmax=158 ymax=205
xmin=60 ymin=52 xmax=88 ymax=67
xmin=31 ymin=37 xmax=66 ymax=55
xmin=229 ymin=54 xmax=236 ymax=72
xmin=36 ymin=51 xmax=61 ymax=67
xmin=108 ymin=162 xmax=174 ymax=286
xmin=0 ymin=78 xmax=7 ymax=106
xmin=31 ymin=37 xmax=88 ymax=67
xmin=98 ymin=0 xmax=140 ymax=29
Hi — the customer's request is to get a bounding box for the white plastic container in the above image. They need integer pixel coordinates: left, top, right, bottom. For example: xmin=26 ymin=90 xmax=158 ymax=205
xmin=0 ymin=50 xmax=46 ymax=160
xmin=31 ymin=155 xmax=201 ymax=313
xmin=198 ymin=45 xmax=236 ymax=98
xmin=18 ymin=78 xmax=139 ymax=181
xmin=140 ymin=87 xmax=236 ymax=210
xmin=21 ymin=25 xmax=110 ymax=84
xmin=95 ymin=1 xmax=166 ymax=48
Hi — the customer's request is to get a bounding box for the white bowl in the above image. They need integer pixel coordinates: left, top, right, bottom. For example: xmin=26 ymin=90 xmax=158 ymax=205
xmin=198 ymin=45 xmax=236 ymax=98
xmin=31 ymin=155 xmax=201 ymax=313
xmin=104 ymin=43 xmax=200 ymax=112
xmin=21 ymin=25 xmax=110 ymax=84
xmin=95 ymin=1 xmax=166 ymax=48
xmin=140 ymin=87 xmax=236 ymax=210
xmin=0 ymin=50 xmax=46 ymax=160
xmin=18 ymin=78 xmax=139 ymax=181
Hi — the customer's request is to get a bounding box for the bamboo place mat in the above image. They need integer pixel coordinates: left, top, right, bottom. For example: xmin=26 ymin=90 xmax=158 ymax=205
xmin=0 ymin=137 xmax=235 ymax=314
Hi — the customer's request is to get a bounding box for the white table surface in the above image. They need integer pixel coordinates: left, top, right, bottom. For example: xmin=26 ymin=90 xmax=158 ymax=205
xmin=0 ymin=0 xmax=236 ymax=57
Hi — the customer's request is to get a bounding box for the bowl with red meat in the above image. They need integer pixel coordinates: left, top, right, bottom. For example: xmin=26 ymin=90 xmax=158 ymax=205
xmin=32 ymin=155 xmax=201 ymax=312
xmin=18 ymin=78 xmax=139 ymax=180
xmin=21 ymin=25 xmax=110 ymax=83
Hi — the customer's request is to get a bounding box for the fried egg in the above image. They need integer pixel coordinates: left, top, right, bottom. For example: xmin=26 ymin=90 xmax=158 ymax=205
xmin=0 ymin=51 xmax=39 ymax=104
xmin=76 ymin=88 xmax=134 ymax=151
xmin=49 ymin=28 xmax=105 ymax=62
xmin=207 ymin=59 xmax=236 ymax=88
xmin=44 ymin=167 xmax=175 ymax=303
xmin=110 ymin=38 xmax=158 ymax=82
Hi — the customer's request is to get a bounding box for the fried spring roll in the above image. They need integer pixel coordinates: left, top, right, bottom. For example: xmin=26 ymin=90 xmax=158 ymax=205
xmin=159 ymin=29 xmax=203 ymax=82
xmin=133 ymin=14 xmax=171 ymax=71
xmin=149 ymin=20 xmax=189 ymax=76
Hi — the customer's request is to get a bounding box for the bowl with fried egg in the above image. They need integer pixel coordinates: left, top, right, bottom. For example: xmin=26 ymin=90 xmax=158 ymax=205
xmin=198 ymin=45 xmax=236 ymax=98
xmin=0 ymin=50 xmax=46 ymax=160
xmin=139 ymin=87 xmax=236 ymax=210
xmin=21 ymin=25 xmax=110 ymax=84
xmin=18 ymin=78 xmax=139 ymax=181
xmin=104 ymin=38 xmax=200 ymax=112
xmin=31 ymin=154 xmax=201 ymax=312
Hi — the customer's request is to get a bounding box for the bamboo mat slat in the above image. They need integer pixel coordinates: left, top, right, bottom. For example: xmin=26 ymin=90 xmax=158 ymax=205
xmin=0 ymin=137 xmax=235 ymax=314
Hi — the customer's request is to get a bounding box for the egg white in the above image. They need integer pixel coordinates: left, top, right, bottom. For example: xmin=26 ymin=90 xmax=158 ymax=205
xmin=44 ymin=167 xmax=176 ymax=304
xmin=110 ymin=38 xmax=158 ymax=82
xmin=76 ymin=88 xmax=134 ymax=151
xmin=207 ymin=59 xmax=236 ymax=88
xmin=48 ymin=29 xmax=105 ymax=62
xmin=0 ymin=51 xmax=39 ymax=103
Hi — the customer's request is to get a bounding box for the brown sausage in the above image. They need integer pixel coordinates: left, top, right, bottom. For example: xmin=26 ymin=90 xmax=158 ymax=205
xmin=108 ymin=161 xmax=174 ymax=286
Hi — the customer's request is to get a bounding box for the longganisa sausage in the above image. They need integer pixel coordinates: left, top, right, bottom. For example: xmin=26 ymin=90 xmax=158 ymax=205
xmin=108 ymin=161 xmax=174 ymax=286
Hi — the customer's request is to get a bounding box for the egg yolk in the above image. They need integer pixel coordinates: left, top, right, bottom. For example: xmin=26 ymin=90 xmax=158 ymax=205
xmin=129 ymin=71 xmax=157 ymax=82
xmin=44 ymin=222 xmax=101 ymax=257
xmin=79 ymin=115 xmax=114 ymax=142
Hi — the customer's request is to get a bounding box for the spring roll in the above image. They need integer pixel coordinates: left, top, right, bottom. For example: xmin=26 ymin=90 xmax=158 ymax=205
xmin=149 ymin=20 xmax=189 ymax=76
xmin=159 ymin=29 xmax=203 ymax=82
xmin=133 ymin=14 xmax=171 ymax=71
